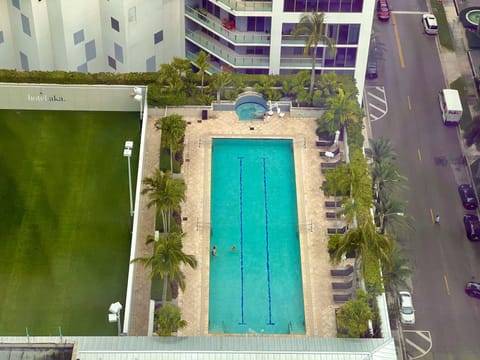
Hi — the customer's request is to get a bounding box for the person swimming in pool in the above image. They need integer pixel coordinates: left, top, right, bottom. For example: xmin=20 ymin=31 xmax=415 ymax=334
xmin=212 ymin=246 xmax=217 ymax=256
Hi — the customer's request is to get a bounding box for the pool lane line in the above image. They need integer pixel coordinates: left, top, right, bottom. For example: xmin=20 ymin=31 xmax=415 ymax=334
xmin=238 ymin=157 xmax=246 ymax=325
xmin=262 ymin=157 xmax=274 ymax=325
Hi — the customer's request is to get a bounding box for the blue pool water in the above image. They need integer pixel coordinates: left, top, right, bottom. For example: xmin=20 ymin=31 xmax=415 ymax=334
xmin=209 ymin=138 xmax=305 ymax=335
xmin=235 ymin=103 xmax=266 ymax=121
xmin=235 ymin=95 xmax=267 ymax=121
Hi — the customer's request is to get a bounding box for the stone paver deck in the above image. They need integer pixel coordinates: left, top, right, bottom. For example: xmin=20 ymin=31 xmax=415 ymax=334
xmin=166 ymin=110 xmax=348 ymax=337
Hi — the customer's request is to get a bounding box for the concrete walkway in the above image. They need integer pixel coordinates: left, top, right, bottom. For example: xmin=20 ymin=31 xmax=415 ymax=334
xmin=127 ymin=115 xmax=161 ymax=336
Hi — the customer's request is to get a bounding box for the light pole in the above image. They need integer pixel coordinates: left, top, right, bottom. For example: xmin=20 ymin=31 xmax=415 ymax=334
xmin=108 ymin=301 xmax=123 ymax=336
xmin=133 ymin=87 xmax=143 ymax=122
xmin=123 ymin=141 xmax=134 ymax=218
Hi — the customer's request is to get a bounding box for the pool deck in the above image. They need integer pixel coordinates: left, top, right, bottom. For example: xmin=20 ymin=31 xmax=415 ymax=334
xmin=171 ymin=110 xmax=349 ymax=338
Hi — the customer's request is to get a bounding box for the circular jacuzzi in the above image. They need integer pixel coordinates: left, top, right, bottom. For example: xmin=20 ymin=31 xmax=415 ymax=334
xmin=235 ymin=94 xmax=267 ymax=121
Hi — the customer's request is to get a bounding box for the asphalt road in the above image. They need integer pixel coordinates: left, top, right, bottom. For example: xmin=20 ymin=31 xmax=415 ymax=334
xmin=366 ymin=3 xmax=480 ymax=359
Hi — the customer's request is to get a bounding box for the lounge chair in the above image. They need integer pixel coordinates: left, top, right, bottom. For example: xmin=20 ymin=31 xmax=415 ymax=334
xmin=316 ymin=139 xmax=334 ymax=147
xmin=331 ymin=280 xmax=353 ymax=290
xmin=330 ymin=265 xmax=354 ymax=277
xmin=333 ymin=293 xmax=353 ymax=303
xmin=320 ymin=147 xmax=340 ymax=157
xmin=327 ymin=226 xmax=347 ymax=234
xmin=325 ymin=212 xmax=337 ymax=219
xmin=325 ymin=201 xmax=342 ymax=208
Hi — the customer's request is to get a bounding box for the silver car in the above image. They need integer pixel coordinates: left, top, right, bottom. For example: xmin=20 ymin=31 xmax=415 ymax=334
xmin=399 ymin=291 xmax=415 ymax=325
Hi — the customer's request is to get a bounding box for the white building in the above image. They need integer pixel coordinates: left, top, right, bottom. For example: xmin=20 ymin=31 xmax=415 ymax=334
xmin=0 ymin=0 xmax=183 ymax=73
xmin=0 ymin=0 xmax=374 ymax=95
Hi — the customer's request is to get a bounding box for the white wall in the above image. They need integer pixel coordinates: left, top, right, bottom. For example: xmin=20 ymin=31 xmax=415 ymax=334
xmin=0 ymin=83 xmax=144 ymax=111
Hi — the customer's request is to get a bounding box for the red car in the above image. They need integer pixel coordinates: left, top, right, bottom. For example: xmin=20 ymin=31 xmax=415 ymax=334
xmin=377 ymin=0 xmax=390 ymax=21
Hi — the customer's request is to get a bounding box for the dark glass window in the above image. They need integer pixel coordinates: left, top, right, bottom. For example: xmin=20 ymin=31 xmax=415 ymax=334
xmin=108 ymin=56 xmax=116 ymax=69
xmin=111 ymin=17 xmax=120 ymax=32
xmin=154 ymin=30 xmax=163 ymax=44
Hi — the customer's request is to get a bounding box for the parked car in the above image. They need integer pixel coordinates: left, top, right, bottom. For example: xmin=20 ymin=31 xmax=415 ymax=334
xmin=465 ymin=281 xmax=480 ymax=299
xmin=366 ymin=59 xmax=378 ymax=79
xmin=422 ymin=14 xmax=438 ymax=35
xmin=463 ymin=214 xmax=480 ymax=241
xmin=398 ymin=291 xmax=415 ymax=325
xmin=458 ymin=184 xmax=478 ymax=210
xmin=377 ymin=0 xmax=390 ymax=21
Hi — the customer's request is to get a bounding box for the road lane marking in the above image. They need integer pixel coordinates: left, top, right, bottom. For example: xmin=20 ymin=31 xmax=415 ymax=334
xmin=392 ymin=13 xmax=406 ymax=68
xmin=429 ymin=208 xmax=434 ymax=223
xmin=368 ymin=102 xmax=385 ymax=112
xmin=418 ymin=148 xmax=422 ymax=161
xmin=367 ymin=91 xmax=385 ymax=102
xmin=407 ymin=95 xmax=412 ymax=110
xmin=444 ymin=275 xmax=451 ymax=295
xmin=405 ymin=338 xmax=428 ymax=355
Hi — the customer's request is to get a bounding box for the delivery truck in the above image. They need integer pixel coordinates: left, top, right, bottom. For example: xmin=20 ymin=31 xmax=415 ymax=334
xmin=438 ymin=89 xmax=463 ymax=126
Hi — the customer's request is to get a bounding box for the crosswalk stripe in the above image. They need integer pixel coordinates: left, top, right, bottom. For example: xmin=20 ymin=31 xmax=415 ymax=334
xmin=392 ymin=11 xmax=425 ymax=15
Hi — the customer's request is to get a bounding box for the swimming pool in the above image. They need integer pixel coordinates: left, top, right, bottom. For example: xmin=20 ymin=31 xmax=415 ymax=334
xmin=209 ymin=138 xmax=305 ymax=335
xmin=235 ymin=95 xmax=267 ymax=121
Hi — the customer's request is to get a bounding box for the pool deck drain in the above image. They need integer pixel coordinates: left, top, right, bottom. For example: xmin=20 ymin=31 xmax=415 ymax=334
xmin=146 ymin=109 xmax=342 ymax=338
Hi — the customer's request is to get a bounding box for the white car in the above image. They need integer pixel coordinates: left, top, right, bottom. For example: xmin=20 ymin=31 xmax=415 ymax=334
xmin=422 ymin=14 xmax=438 ymax=35
xmin=399 ymin=291 xmax=415 ymax=325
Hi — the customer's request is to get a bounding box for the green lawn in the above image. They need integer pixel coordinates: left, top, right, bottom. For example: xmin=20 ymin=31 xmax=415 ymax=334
xmin=0 ymin=110 xmax=139 ymax=336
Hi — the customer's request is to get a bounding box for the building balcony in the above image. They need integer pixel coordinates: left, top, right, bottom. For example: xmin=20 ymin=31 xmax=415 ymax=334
xmin=186 ymin=30 xmax=269 ymax=68
xmin=185 ymin=6 xmax=270 ymax=45
xmin=214 ymin=0 xmax=272 ymax=12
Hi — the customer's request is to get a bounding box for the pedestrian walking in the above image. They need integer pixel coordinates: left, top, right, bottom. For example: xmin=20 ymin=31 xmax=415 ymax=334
xmin=435 ymin=214 xmax=440 ymax=224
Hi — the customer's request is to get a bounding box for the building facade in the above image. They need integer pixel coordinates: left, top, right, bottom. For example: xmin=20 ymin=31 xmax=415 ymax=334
xmin=0 ymin=0 xmax=374 ymax=94
xmin=0 ymin=0 xmax=183 ymax=73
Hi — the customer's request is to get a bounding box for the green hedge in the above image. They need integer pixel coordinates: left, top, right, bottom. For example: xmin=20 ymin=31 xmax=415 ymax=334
xmin=0 ymin=69 xmax=158 ymax=85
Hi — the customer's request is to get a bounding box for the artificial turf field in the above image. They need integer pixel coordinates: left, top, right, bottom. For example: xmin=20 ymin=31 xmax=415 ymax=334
xmin=0 ymin=110 xmax=139 ymax=336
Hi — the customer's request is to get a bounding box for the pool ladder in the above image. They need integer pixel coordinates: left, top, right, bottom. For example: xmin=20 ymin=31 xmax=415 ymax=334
xmin=288 ymin=321 xmax=293 ymax=334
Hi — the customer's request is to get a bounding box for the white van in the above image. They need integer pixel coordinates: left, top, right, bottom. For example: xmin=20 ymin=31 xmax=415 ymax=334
xmin=438 ymin=89 xmax=463 ymax=126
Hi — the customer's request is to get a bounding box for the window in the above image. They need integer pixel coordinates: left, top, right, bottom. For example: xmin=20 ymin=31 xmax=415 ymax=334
xmin=77 ymin=63 xmax=88 ymax=73
xmin=0 ymin=31 xmax=4 ymax=44
xmin=154 ymin=30 xmax=163 ymax=44
xmin=20 ymin=51 xmax=29 ymax=70
xmin=128 ymin=7 xmax=136 ymax=22
xmin=114 ymin=42 xmax=123 ymax=63
xmin=12 ymin=0 xmax=20 ymax=10
xmin=108 ymin=56 xmax=116 ymax=69
xmin=73 ymin=30 xmax=85 ymax=45
xmin=21 ymin=14 xmax=31 ymax=36
xmin=111 ymin=17 xmax=119 ymax=32
xmin=85 ymin=40 xmax=96 ymax=61
xmin=146 ymin=56 xmax=156 ymax=72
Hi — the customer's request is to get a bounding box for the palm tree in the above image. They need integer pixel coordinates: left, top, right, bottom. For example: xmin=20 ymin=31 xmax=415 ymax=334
xmin=132 ymin=230 xmax=197 ymax=305
xmin=292 ymin=12 xmax=335 ymax=97
xmin=210 ymin=72 xmax=232 ymax=102
xmin=332 ymin=221 xmax=393 ymax=278
xmin=319 ymin=88 xmax=364 ymax=134
xmin=376 ymin=196 xmax=413 ymax=236
xmin=155 ymin=303 xmax=187 ymax=336
xmin=158 ymin=114 xmax=186 ymax=172
xmin=381 ymin=244 xmax=412 ymax=294
xmin=365 ymin=137 xmax=397 ymax=164
xmin=142 ymin=169 xmax=186 ymax=232
xmin=371 ymin=160 xmax=406 ymax=202
xmin=194 ymin=50 xmax=211 ymax=94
